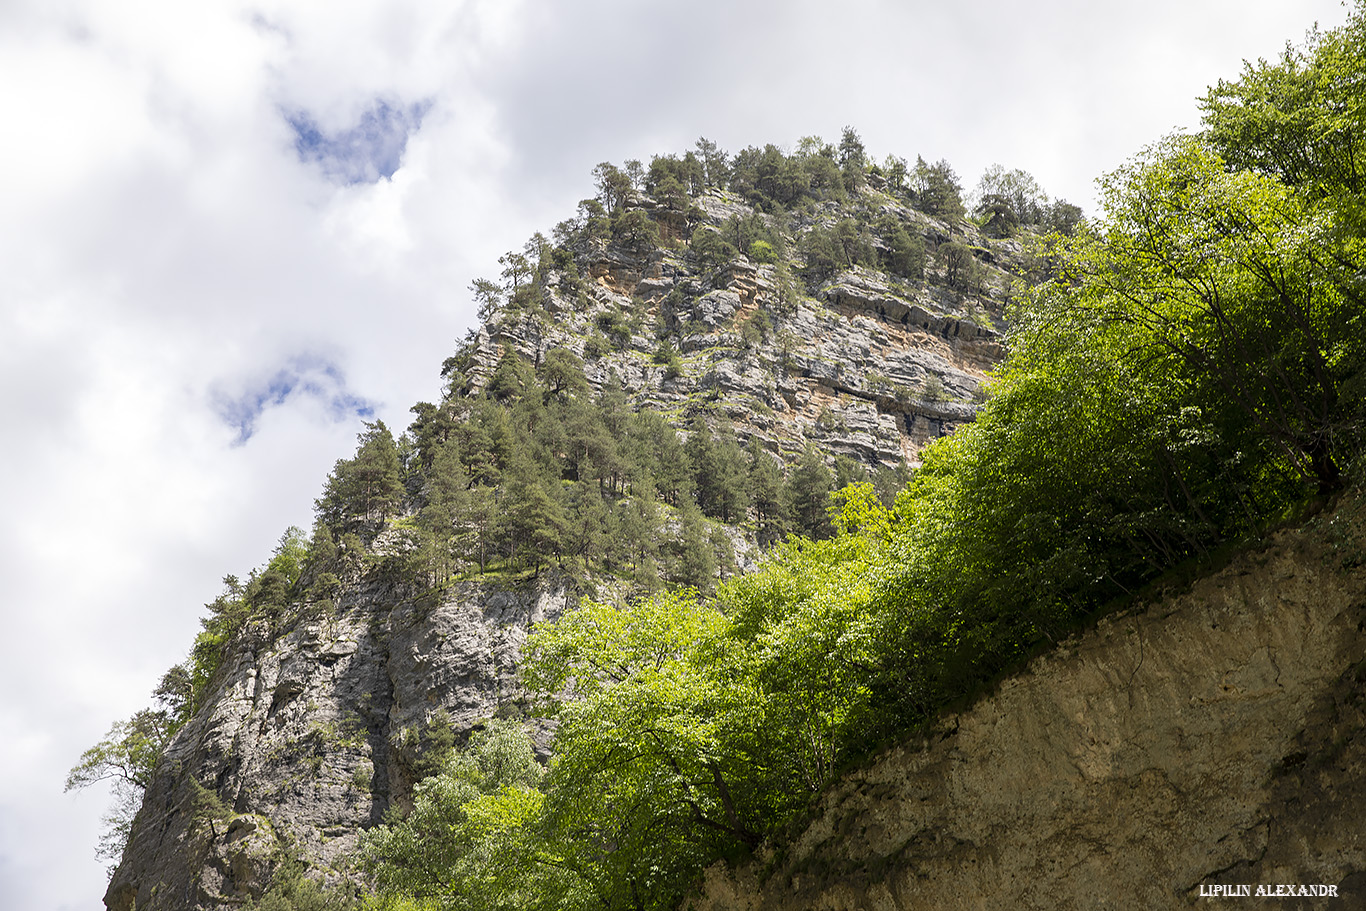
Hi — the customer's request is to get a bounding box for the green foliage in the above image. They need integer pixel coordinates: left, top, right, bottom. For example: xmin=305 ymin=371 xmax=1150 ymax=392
xmin=316 ymin=422 xmax=404 ymax=532
xmin=592 ymin=162 xmax=633 ymax=216
xmin=972 ymin=164 xmax=1048 ymax=235
xmin=189 ymin=776 xmax=231 ymax=825
xmin=746 ymin=441 xmax=789 ymax=546
xmin=248 ymin=860 xmax=360 ymax=911
xmin=66 ymin=711 xmax=174 ymax=795
xmin=938 ymin=240 xmax=983 ymax=291
xmin=685 ymin=419 xmax=749 ymax=524
xmin=783 ymin=444 xmax=835 ymax=539
xmin=689 ymin=226 xmax=737 ymax=270
xmin=360 ymin=720 xmax=546 ymax=910
xmin=668 ymin=502 xmax=718 ymax=591
xmin=911 ymin=155 xmax=965 ymax=218
xmin=521 ymin=591 xmax=763 ymax=909
xmin=1083 ymin=134 xmax=1362 ymax=493
xmin=652 ymin=340 xmax=684 ymax=379
xmin=838 ymin=126 xmax=868 ymax=190
xmin=739 ymin=309 xmax=769 ymax=348
xmin=747 ymin=239 xmax=778 ymax=264
xmin=728 ymin=138 xmax=849 ymax=211
xmin=610 ymin=209 xmax=659 ymax=251
xmin=876 ymin=215 xmax=926 ymax=278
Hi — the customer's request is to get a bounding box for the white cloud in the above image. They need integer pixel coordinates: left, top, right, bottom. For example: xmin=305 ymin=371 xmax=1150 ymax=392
xmin=0 ymin=0 xmax=1354 ymax=908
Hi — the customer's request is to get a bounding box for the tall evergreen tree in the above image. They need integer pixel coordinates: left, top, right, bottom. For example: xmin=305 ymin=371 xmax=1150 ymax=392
xmin=784 ymin=444 xmax=834 ymax=539
xmin=747 ymin=440 xmax=789 ymax=546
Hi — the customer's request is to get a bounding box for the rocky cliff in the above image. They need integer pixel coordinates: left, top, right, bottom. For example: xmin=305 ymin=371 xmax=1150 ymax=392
xmin=106 ymin=573 xmax=570 ymax=911
xmin=105 ymin=173 xmax=1027 ymax=910
xmin=689 ymin=492 xmax=1366 ymax=910
xmin=456 ymin=187 xmax=1008 ymax=468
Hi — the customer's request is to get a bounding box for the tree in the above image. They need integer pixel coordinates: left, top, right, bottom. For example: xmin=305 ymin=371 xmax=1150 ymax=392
xmin=522 ymin=591 xmax=761 ymax=908
xmin=1083 ymin=135 xmax=1360 ymax=493
xmin=539 ymin=347 xmax=589 ymax=403
xmin=610 ymin=208 xmax=659 ymax=251
xmin=486 ymin=349 xmax=534 ymax=403
xmin=877 ymin=216 xmax=926 ymax=278
xmin=797 ymin=224 xmax=840 ymax=283
xmin=972 ymin=164 xmax=1047 ymax=230
xmin=670 ymin=502 xmax=717 ymax=589
xmin=360 ymin=719 xmax=548 ymax=909
xmin=747 ymin=440 xmax=788 ymax=546
xmin=67 ymin=700 xmax=182 ymax=870
xmin=883 ymin=154 xmax=909 ymax=193
xmin=838 ymin=126 xmax=868 ymax=189
xmin=939 ymin=240 xmax=982 ymax=291
xmin=783 ymin=444 xmax=834 ymax=539
xmin=496 ymin=450 xmax=566 ymax=570
xmin=350 ymin=421 xmax=404 ymax=520
xmin=912 ymin=156 xmax=965 ymax=218
xmin=418 ymin=439 xmax=471 ymax=580
xmin=695 ymin=136 xmax=729 ymax=188
xmin=315 ymin=421 xmax=404 ymax=530
xmin=592 ymin=162 xmax=633 ymax=216
xmin=1200 ymin=14 xmax=1366 ymax=201
xmin=498 ymin=252 xmax=532 ymax=305
xmin=685 ymin=418 xmax=749 ymax=522
xmin=833 ymin=217 xmax=875 ymax=269
xmin=1043 ymin=199 xmax=1085 ymax=235
xmin=470 ymin=277 xmax=504 ymax=323
xmin=566 ymin=483 xmax=612 ymax=564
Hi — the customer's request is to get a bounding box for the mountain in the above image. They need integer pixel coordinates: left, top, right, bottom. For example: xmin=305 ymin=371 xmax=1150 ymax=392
xmin=97 ymin=138 xmax=1041 ymax=911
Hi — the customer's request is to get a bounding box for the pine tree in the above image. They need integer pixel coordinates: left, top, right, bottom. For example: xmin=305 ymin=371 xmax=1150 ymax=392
xmin=747 ymin=440 xmax=789 ymax=546
xmin=496 ymin=451 xmax=566 ymax=571
xmin=669 ymin=502 xmax=716 ymax=591
xmin=784 ymin=444 xmax=834 ymax=539
xmin=315 ymin=420 xmax=404 ymax=531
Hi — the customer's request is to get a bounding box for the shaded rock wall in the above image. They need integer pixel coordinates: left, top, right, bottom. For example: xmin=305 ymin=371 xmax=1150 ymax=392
xmin=691 ymin=494 xmax=1366 ymax=910
xmin=106 ymin=576 xmax=570 ymax=911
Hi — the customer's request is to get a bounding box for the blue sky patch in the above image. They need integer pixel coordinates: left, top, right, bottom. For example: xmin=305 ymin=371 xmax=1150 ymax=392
xmin=213 ymin=357 xmax=376 ymax=444
xmin=286 ymin=99 xmax=431 ymax=184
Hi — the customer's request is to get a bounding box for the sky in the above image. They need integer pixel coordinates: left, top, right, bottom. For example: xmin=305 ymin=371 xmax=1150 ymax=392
xmin=0 ymin=0 xmax=1354 ymax=907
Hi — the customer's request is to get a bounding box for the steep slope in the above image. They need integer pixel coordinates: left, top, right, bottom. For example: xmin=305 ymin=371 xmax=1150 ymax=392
xmin=690 ymin=492 xmax=1366 ymax=910
xmin=103 ymin=150 xmax=1035 ymax=910
xmin=456 ymin=186 xmax=1006 ymax=468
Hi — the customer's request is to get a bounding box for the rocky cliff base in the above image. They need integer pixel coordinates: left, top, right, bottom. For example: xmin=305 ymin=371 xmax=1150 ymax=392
xmin=104 ymin=574 xmax=573 ymax=911
xmin=692 ymin=492 xmax=1366 ymax=910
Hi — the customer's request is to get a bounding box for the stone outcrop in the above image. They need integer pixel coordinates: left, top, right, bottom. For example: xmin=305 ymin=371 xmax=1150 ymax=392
xmin=106 ymin=574 xmax=572 ymax=911
xmin=689 ymin=493 xmax=1366 ymax=910
xmin=464 ymin=187 xmax=1011 ymax=469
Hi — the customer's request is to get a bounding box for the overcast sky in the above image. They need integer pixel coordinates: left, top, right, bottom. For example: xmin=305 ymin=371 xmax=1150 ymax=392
xmin=0 ymin=0 xmax=1353 ymax=907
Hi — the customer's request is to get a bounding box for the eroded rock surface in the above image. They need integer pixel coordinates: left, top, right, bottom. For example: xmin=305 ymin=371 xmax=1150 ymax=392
xmin=106 ymin=577 xmax=570 ymax=911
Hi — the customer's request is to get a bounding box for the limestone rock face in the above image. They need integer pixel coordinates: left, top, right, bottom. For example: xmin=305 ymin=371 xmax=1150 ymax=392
xmin=105 ymin=577 xmax=570 ymax=911
xmin=458 ymin=188 xmax=1011 ymax=470
xmin=689 ymin=496 xmax=1366 ymax=910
